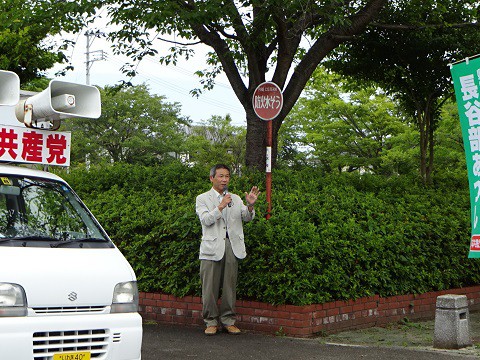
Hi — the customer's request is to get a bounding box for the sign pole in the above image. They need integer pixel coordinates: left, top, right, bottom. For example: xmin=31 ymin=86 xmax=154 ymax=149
xmin=252 ymin=82 xmax=283 ymax=220
xmin=266 ymin=120 xmax=272 ymax=219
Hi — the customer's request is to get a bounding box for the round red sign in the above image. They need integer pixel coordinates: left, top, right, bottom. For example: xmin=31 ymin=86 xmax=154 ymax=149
xmin=252 ymin=82 xmax=283 ymax=121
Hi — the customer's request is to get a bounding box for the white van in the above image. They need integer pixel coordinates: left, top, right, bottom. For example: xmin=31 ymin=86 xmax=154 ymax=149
xmin=0 ymin=70 xmax=142 ymax=359
xmin=0 ymin=165 xmax=143 ymax=360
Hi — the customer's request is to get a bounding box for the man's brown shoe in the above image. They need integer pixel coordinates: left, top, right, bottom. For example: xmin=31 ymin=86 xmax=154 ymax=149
xmin=204 ymin=326 xmax=218 ymax=335
xmin=224 ymin=325 xmax=241 ymax=335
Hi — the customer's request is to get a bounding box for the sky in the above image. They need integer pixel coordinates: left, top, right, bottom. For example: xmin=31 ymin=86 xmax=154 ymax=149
xmin=45 ymin=19 xmax=247 ymax=127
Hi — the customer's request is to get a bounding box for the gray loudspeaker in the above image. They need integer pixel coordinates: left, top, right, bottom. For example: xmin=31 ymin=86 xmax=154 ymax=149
xmin=0 ymin=70 xmax=20 ymax=106
xmin=16 ymin=80 xmax=101 ymax=123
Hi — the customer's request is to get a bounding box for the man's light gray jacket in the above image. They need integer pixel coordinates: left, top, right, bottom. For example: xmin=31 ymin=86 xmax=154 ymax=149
xmin=196 ymin=188 xmax=254 ymax=261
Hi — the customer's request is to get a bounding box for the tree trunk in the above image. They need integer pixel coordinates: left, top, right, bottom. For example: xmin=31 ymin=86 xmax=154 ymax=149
xmin=417 ymin=103 xmax=436 ymax=185
xmin=418 ymin=111 xmax=427 ymax=183
xmin=245 ymin=108 xmax=267 ymax=171
xmin=426 ymin=121 xmax=434 ymax=185
xmin=245 ymin=108 xmax=283 ymax=170
xmin=425 ymin=105 xmax=435 ymax=185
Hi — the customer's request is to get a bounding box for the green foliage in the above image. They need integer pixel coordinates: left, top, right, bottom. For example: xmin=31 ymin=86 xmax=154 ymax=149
xmin=325 ymin=0 xmax=480 ymax=183
xmin=103 ymin=0 xmax=371 ymax=82
xmin=63 ymin=84 xmax=190 ymax=166
xmin=281 ymin=67 xmax=413 ymax=174
xmin=328 ymin=0 xmax=480 ymax=110
xmin=185 ymin=115 xmax=246 ymax=175
xmin=434 ymin=100 xmax=466 ymax=173
xmin=0 ymin=0 xmax=96 ymax=82
xmin=60 ymin=163 xmax=480 ymax=305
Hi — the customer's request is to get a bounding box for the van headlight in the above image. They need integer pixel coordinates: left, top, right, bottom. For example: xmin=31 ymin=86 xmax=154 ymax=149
xmin=111 ymin=281 xmax=139 ymax=313
xmin=0 ymin=283 xmax=27 ymax=317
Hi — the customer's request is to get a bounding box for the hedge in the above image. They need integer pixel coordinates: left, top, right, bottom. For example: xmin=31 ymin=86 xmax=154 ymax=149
xmin=59 ymin=163 xmax=480 ymax=306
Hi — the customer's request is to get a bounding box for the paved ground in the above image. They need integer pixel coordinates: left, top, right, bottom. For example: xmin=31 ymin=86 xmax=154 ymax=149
xmin=141 ymin=311 xmax=480 ymax=359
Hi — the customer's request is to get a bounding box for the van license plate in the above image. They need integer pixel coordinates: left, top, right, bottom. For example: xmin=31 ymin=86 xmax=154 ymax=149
xmin=53 ymin=352 xmax=91 ymax=360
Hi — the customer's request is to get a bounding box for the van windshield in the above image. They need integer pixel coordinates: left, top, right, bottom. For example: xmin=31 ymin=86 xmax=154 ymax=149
xmin=0 ymin=174 xmax=112 ymax=248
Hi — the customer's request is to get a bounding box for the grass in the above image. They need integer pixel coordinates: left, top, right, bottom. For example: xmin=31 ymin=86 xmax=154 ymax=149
xmin=320 ymin=311 xmax=480 ymax=357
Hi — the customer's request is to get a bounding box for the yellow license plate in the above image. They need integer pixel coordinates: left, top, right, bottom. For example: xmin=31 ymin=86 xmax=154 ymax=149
xmin=53 ymin=352 xmax=91 ymax=360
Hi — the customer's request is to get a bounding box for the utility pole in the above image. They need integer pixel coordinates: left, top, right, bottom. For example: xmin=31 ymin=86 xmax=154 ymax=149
xmin=85 ymin=30 xmax=106 ymax=85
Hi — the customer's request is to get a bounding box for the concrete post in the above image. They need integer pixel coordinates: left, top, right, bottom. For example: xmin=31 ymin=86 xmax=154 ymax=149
xmin=433 ymin=294 xmax=471 ymax=349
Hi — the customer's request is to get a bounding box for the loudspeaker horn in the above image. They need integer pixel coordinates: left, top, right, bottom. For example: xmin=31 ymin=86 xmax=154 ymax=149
xmin=16 ymin=80 xmax=101 ymax=126
xmin=0 ymin=70 xmax=20 ymax=106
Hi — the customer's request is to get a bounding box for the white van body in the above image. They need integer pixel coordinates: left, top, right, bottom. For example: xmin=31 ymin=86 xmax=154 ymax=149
xmin=0 ymin=165 xmax=142 ymax=360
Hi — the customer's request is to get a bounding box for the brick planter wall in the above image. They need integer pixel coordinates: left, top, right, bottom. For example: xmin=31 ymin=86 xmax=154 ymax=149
xmin=139 ymin=285 xmax=480 ymax=337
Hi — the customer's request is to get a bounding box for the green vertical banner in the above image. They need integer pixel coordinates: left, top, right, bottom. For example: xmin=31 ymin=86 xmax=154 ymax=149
xmin=450 ymin=55 xmax=480 ymax=258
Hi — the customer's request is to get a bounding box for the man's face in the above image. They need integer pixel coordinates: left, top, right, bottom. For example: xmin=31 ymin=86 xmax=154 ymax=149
xmin=210 ymin=168 xmax=230 ymax=193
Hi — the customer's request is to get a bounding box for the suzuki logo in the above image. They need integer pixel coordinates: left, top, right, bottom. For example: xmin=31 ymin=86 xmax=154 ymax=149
xmin=68 ymin=292 xmax=78 ymax=301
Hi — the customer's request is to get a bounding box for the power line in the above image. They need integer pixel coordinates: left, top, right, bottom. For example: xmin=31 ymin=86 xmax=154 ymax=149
xmin=142 ymin=55 xmax=233 ymax=90
xmin=105 ymin=55 xmax=244 ymax=115
xmin=53 ymin=21 xmax=246 ymax=122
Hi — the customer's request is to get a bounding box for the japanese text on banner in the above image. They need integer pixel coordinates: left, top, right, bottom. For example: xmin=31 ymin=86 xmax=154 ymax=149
xmin=0 ymin=125 xmax=71 ymax=166
xmin=450 ymin=56 xmax=480 ymax=258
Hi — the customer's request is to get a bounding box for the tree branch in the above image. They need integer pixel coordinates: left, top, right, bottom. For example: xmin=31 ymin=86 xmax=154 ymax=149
xmin=174 ymin=0 xmax=249 ymax=104
xmin=190 ymin=23 xmax=248 ymax=103
xmin=222 ymin=0 xmax=250 ymax=42
xmin=156 ymin=36 xmax=202 ymax=46
xmin=281 ymin=0 xmax=388 ymax=120
xmin=370 ymin=22 xmax=480 ymax=31
xmin=272 ymin=8 xmax=302 ymax=88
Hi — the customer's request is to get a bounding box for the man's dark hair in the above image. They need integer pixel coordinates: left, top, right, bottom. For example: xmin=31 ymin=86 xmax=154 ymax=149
xmin=210 ymin=164 xmax=231 ymax=178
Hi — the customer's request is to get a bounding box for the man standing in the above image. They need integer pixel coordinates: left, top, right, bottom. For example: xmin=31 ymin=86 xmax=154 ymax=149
xmin=195 ymin=164 xmax=260 ymax=335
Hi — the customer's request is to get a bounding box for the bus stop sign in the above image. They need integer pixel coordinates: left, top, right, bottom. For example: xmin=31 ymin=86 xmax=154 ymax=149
xmin=252 ymin=82 xmax=283 ymax=121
